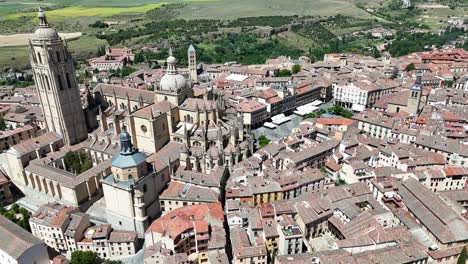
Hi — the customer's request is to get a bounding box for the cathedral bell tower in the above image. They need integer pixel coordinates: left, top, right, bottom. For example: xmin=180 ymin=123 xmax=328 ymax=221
xmin=188 ymin=44 xmax=197 ymax=83
xmin=407 ymin=72 xmax=423 ymax=116
xmin=29 ymin=9 xmax=88 ymax=145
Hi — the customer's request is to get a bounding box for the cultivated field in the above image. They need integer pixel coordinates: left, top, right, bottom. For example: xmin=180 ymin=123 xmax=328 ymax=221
xmin=1 ymin=0 xmax=370 ymax=21
xmin=176 ymin=0 xmax=371 ymax=20
xmin=4 ymin=3 xmax=170 ymax=20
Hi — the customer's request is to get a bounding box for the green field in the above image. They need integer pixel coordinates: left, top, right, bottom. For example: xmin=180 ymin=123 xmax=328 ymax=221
xmin=1 ymin=0 xmax=369 ymax=20
xmin=0 ymin=46 xmax=29 ymax=69
xmin=275 ymin=31 xmax=320 ymax=51
xmin=5 ymin=3 xmax=170 ymax=20
xmin=175 ymin=0 xmax=371 ymax=20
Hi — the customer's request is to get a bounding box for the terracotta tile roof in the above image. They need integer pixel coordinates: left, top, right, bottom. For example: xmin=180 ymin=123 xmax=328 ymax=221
xmin=9 ymin=132 xmax=62 ymax=156
xmin=318 ymin=117 xmax=353 ymax=126
xmin=180 ymin=98 xmax=217 ymax=111
xmin=258 ymin=89 xmax=278 ymax=99
xmin=237 ymin=100 xmax=266 ymax=113
xmin=160 ymin=181 xmax=219 ymax=202
xmin=146 ymin=202 xmax=224 ymax=239
xmin=443 ymin=166 xmax=468 ymax=177
xmin=0 ymin=125 xmax=35 ymax=140
xmin=326 ymin=160 xmax=342 ymax=172
xmin=108 ymin=230 xmax=137 ymax=243
xmin=132 ymin=100 xmax=174 ymax=119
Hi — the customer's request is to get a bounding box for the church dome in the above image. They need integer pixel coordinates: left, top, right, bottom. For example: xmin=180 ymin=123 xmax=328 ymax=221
xmin=111 ymin=127 xmax=147 ymax=169
xmin=160 ymin=73 xmax=187 ymax=92
xmin=120 ymin=129 xmax=132 ymax=142
xmin=33 ymin=27 xmax=59 ymax=40
xmin=159 ymin=50 xmax=187 ymax=92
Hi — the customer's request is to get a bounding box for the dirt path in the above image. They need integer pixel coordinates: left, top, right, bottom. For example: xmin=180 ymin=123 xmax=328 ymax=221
xmin=0 ymin=32 xmax=82 ymax=47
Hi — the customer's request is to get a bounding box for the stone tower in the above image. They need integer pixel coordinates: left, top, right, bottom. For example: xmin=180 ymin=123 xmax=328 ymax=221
xmin=29 ymin=9 xmax=88 ymax=145
xmin=407 ymin=72 xmax=423 ymax=116
xmin=188 ymin=44 xmax=197 ymax=83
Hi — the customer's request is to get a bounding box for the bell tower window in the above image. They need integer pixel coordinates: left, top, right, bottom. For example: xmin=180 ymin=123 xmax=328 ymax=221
xmin=57 ymin=75 xmax=64 ymax=90
xmin=44 ymin=76 xmax=50 ymax=90
xmin=66 ymin=73 xmax=72 ymax=89
xmin=56 ymin=51 xmax=61 ymax=63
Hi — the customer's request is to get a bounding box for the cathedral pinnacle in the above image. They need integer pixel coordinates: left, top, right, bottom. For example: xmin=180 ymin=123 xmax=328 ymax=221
xmin=38 ymin=7 xmax=49 ymax=28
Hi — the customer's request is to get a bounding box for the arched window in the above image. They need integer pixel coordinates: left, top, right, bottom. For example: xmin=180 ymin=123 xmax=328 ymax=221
xmin=65 ymin=73 xmax=72 ymax=89
xmin=57 ymin=75 xmax=64 ymax=90
xmin=56 ymin=51 xmax=61 ymax=63
xmin=44 ymin=75 xmax=50 ymax=90
xmin=128 ymin=174 xmax=133 ymax=181
xmin=37 ymin=52 xmax=42 ymax=64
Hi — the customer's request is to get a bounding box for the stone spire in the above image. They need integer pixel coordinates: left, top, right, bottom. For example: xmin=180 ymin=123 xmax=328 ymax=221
xmin=38 ymin=7 xmax=49 ymax=28
xmin=166 ymin=47 xmax=177 ymax=74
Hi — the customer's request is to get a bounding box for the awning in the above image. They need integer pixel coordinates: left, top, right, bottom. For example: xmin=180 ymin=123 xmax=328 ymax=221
xmin=352 ymin=104 xmax=365 ymax=112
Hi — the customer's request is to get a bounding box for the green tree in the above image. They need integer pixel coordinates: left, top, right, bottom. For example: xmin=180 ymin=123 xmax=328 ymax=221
xmin=64 ymin=151 xmax=93 ymax=174
xmin=303 ymin=112 xmax=320 ymax=119
xmin=327 ymin=105 xmax=353 ymax=118
xmin=89 ymin=20 xmax=109 ymax=28
xmin=258 ymin=136 xmax=271 ymax=148
xmin=96 ymin=45 xmax=106 ymax=57
xmin=0 ymin=204 xmax=31 ymax=231
xmin=274 ymin=69 xmax=292 ymax=77
xmin=405 ymin=63 xmax=415 ymax=72
xmin=71 ymin=251 xmax=97 ymax=264
xmin=320 ymin=166 xmax=328 ymax=174
xmin=372 ymin=46 xmax=381 ymax=58
xmin=0 ymin=117 xmax=7 ymax=131
xmin=458 ymin=246 xmax=467 ymax=264
xmin=134 ymin=52 xmax=144 ymax=64
xmin=115 ymin=67 xmax=136 ymax=78
xmin=292 ymin=64 xmax=301 ymax=74
xmin=270 ymin=247 xmax=277 ymax=264
xmin=445 ymin=80 xmax=453 ymax=88
xmin=103 ymin=260 xmax=123 ymax=264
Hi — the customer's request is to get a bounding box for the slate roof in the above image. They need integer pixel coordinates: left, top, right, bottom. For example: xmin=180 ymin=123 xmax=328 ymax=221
xmin=0 ymin=215 xmax=44 ymax=259
xmin=111 ymin=151 xmax=147 ymax=169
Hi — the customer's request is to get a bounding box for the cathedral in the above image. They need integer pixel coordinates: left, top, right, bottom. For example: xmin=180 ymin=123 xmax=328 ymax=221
xmin=25 ymin=9 xmax=253 ymax=235
xmin=91 ymin=49 xmax=254 ymax=172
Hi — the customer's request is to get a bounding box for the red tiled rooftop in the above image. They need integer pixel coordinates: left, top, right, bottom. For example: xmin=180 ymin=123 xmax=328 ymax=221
xmin=443 ymin=166 xmax=468 ymax=177
xmin=146 ymin=202 xmax=223 ymax=239
xmin=318 ymin=117 xmax=353 ymax=126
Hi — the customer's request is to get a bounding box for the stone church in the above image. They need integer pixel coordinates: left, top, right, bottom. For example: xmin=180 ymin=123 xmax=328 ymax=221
xmin=18 ymin=9 xmax=253 ymax=235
